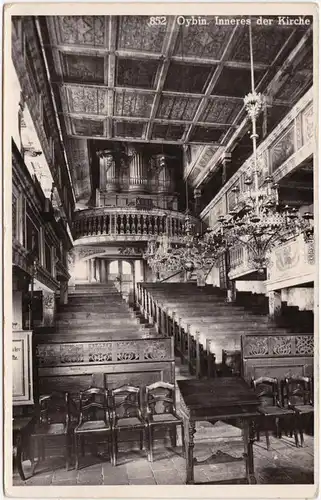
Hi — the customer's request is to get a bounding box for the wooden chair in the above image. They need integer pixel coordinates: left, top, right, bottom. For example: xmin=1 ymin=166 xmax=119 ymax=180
xmin=251 ymin=377 xmax=297 ymax=450
xmin=30 ymin=392 xmax=74 ymax=474
xmin=145 ymin=381 xmax=183 ymax=462
xmin=110 ymin=385 xmax=147 ymax=466
xmin=74 ymin=388 xmax=111 ymax=470
xmin=282 ymin=376 xmax=314 ymax=446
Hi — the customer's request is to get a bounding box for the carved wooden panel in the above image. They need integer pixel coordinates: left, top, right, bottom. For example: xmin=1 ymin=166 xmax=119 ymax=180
xmin=117 ymin=16 xmax=167 ymax=53
xmin=56 ymin=16 xmax=106 ymax=47
xmin=36 ymin=338 xmax=173 ymax=367
xmin=242 ymin=334 xmax=313 ymax=358
xmin=270 ymin=125 xmax=295 ymax=172
xmin=157 ymin=95 xmax=200 ymax=121
xmin=66 ymin=85 xmax=107 ymax=115
xmin=302 ymin=104 xmax=314 ymax=144
xmin=200 ymin=97 xmax=242 ymax=124
xmin=114 ymin=90 xmax=154 ymax=118
xmin=174 ymin=22 xmax=232 ymax=60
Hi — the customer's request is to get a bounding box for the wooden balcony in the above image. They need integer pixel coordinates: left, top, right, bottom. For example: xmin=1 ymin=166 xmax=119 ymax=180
xmin=72 ymin=207 xmax=200 ymax=244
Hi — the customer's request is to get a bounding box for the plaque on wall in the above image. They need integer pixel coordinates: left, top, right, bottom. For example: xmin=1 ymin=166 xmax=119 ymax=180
xmin=12 ymin=330 xmax=34 ymax=405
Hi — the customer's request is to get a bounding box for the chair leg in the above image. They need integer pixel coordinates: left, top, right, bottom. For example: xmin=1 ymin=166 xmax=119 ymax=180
xmin=148 ymin=426 xmax=153 ymax=462
xmin=299 ymin=417 xmax=304 ymax=446
xmin=41 ymin=438 xmax=46 ymax=460
xmin=265 ymin=430 xmax=270 ymax=451
xmin=170 ymin=427 xmax=177 ymax=448
xmin=65 ymin=435 xmax=70 ymax=471
xmin=29 ymin=436 xmax=36 ymax=476
xmin=180 ymin=425 xmax=185 ymax=458
xmin=111 ymin=431 xmax=117 ymax=466
xmin=75 ymin=434 xmax=79 ymax=470
xmin=81 ymin=435 xmax=85 ymax=457
xmin=139 ymin=430 xmax=144 ymax=451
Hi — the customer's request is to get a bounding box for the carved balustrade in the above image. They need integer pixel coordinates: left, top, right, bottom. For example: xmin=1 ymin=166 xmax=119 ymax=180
xmin=241 ymin=332 xmax=314 ymax=381
xmin=73 ymin=207 xmax=199 ymax=243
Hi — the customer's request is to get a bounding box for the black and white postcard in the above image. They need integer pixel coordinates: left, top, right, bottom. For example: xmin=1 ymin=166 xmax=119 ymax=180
xmin=3 ymin=3 xmax=318 ymax=499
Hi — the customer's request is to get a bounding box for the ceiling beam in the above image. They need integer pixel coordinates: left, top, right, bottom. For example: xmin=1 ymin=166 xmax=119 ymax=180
xmin=170 ymin=55 xmax=269 ymax=71
xmin=145 ymin=18 xmax=180 ymax=140
xmin=106 ymin=16 xmax=117 ymax=139
xmin=59 ymin=110 xmax=238 ymax=128
xmin=183 ymin=25 xmax=239 ymax=144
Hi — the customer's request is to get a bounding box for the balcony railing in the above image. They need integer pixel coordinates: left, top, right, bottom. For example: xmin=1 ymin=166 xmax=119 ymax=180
xmin=72 ymin=207 xmax=200 ymax=242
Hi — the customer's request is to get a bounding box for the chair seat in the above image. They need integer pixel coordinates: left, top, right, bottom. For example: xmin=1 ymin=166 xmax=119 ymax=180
xmin=33 ymin=423 xmax=67 ymax=436
xmin=75 ymin=420 xmax=110 ymax=433
xmin=258 ymin=406 xmax=295 ymax=417
xmin=114 ymin=417 xmax=145 ymax=428
xmin=149 ymin=413 xmax=182 ymax=424
xmin=293 ymin=405 xmax=314 ymax=414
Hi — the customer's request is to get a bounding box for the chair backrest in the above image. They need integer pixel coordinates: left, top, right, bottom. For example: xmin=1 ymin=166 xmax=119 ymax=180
xmin=37 ymin=391 xmax=70 ymax=425
xmin=283 ymin=376 xmax=312 ymax=406
xmin=111 ymin=385 xmax=142 ymax=420
xmin=251 ymin=377 xmax=279 ymax=406
xmin=146 ymin=381 xmax=176 ymax=416
xmin=79 ymin=387 xmax=109 ymax=424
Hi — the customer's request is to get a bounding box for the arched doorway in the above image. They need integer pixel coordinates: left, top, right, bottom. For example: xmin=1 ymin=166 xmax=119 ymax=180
xmin=108 ymin=259 xmax=134 ymax=302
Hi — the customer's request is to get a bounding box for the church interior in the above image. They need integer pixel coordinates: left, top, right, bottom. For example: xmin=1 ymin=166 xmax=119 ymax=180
xmin=10 ymin=15 xmax=315 ymax=487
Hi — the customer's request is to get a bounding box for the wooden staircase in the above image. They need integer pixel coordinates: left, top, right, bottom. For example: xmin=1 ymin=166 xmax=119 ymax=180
xmin=53 ymin=283 xmax=158 ymax=340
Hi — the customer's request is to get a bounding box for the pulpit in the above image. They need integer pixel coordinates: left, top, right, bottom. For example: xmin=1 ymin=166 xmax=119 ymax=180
xmin=177 ymin=377 xmax=260 ymax=484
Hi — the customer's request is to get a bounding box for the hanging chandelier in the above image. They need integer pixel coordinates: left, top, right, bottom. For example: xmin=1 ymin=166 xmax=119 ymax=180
xmin=209 ymin=20 xmax=314 ymax=273
xmin=143 ymin=211 xmax=223 ymax=281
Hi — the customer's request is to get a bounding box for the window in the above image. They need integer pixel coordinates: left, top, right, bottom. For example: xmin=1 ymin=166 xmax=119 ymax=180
xmin=26 ymin=207 xmax=40 ymax=260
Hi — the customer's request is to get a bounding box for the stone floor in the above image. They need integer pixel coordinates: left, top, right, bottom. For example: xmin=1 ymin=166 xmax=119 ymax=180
xmin=13 ymin=359 xmax=314 ymax=486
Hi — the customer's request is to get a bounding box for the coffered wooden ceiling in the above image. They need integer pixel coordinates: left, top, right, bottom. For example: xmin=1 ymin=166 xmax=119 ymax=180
xmin=37 ymin=16 xmax=313 ymax=202
xmin=41 ymin=16 xmax=312 ymax=147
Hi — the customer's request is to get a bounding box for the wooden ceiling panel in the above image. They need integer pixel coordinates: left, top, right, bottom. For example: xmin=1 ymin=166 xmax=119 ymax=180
xmin=200 ymin=97 xmax=243 ymax=124
xmin=117 ymin=16 xmax=167 ymax=53
xmin=190 ymin=126 xmax=228 ymax=144
xmin=114 ymin=120 xmax=145 ymax=138
xmin=56 ymin=16 xmax=106 ymax=47
xmin=116 ymin=58 xmax=159 ymax=89
xmin=114 ymin=90 xmax=154 ymax=118
xmin=61 ymin=53 xmax=105 ymax=84
xmin=276 ymin=72 xmax=312 ymax=102
xmin=72 ymin=118 xmax=105 ymax=137
xmin=212 ymin=66 xmax=266 ymax=97
xmin=156 ymin=95 xmax=201 ymax=121
xmin=152 ymin=123 xmax=186 ymax=141
xmin=230 ymin=25 xmax=291 ymax=64
xmin=66 ymin=85 xmax=107 ymax=114
xmin=174 ymin=23 xmax=234 ymax=60
xmin=164 ymin=62 xmax=213 ymax=93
